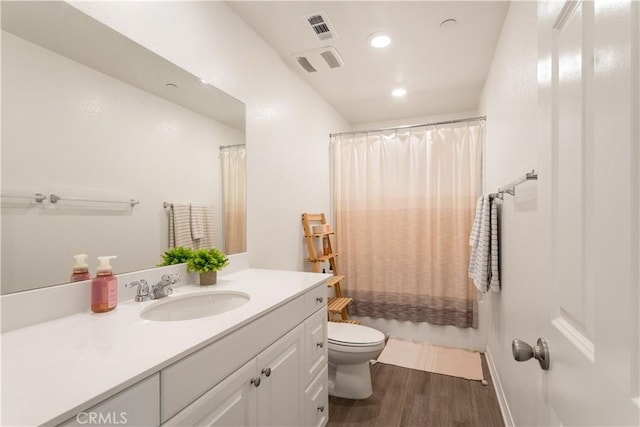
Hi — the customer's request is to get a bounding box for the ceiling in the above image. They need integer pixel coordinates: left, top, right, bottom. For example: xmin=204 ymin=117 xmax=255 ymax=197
xmin=229 ymin=1 xmax=509 ymax=125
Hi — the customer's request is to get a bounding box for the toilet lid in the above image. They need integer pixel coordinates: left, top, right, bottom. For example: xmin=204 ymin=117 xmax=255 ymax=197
xmin=328 ymin=322 xmax=385 ymax=346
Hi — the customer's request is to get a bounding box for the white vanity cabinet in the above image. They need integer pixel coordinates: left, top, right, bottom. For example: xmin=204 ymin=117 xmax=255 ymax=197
xmin=163 ymin=282 xmax=328 ymax=427
xmin=164 ymin=325 xmax=304 ymax=426
xmin=3 ymin=271 xmax=330 ymax=427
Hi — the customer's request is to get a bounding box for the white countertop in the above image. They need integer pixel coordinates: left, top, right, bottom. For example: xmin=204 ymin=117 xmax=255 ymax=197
xmin=1 ymin=268 xmax=330 ymax=426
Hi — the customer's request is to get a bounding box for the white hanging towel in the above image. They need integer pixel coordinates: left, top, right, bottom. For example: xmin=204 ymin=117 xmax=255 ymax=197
xmin=190 ymin=204 xmax=216 ymax=249
xmin=190 ymin=204 xmax=205 ymax=240
xmin=169 ymin=203 xmax=194 ymax=249
xmin=468 ymin=195 xmax=500 ymax=292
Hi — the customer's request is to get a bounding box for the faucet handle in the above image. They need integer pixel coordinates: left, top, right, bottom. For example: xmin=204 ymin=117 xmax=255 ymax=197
xmin=125 ymin=279 xmax=148 ymax=289
xmin=125 ymin=279 xmax=152 ymax=301
xmin=160 ymin=274 xmax=180 ymax=286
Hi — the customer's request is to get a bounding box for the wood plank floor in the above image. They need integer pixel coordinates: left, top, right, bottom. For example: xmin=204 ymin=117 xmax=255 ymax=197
xmin=328 ymin=354 xmax=504 ymax=427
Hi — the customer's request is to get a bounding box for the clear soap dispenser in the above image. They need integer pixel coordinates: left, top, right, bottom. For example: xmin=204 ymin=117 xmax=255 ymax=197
xmin=70 ymin=253 xmax=90 ymax=282
xmin=91 ymin=256 xmax=118 ymax=313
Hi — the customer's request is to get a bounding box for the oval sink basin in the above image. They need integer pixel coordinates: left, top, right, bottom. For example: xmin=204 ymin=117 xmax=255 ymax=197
xmin=140 ymin=291 xmax=250 ymax=321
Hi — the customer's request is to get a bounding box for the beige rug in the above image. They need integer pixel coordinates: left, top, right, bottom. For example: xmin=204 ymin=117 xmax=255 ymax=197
xmin=377 ymin=337 xmax=484 ymax=381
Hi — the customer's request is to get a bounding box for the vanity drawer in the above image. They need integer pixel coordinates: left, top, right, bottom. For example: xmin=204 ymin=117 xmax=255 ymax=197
xmin=304 ymin=366 xmax=328 ymax=427
xmin=304 ymin=283 xmax=327 ymax=317
xmin=304 ymin=307 xmax=328 ymax=385
xmin=59 ymin=374 xmax=160 ymax=427
xmin=160 ymin=295 xmax=304 ymax=423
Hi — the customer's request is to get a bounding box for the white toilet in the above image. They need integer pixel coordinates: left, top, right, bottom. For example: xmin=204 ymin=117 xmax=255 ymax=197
xmin=327 ymin=322 xmax=386 ymax=399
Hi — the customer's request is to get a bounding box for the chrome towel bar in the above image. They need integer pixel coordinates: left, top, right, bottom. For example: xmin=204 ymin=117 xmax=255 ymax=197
xmin=490 ymin=170 xmax=538 ymax=200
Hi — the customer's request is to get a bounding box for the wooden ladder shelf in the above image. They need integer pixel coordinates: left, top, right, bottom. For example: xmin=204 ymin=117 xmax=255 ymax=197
xmin=301 ymin=213 xmax=358 ymax=324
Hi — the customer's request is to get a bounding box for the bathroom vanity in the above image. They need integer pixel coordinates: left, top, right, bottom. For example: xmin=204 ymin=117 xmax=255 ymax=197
xmin=1 ymin=269 xmax=329 ymax=426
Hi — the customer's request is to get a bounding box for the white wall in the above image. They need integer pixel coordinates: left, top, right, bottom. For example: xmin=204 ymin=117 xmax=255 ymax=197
xmin=70 ymin=1 xmax=350 ymax=274
xmin=478 ymin=2 xmax=550 ymax=426
xmin=1 ymin=31 xmax=242 ymax=294
xmin=350 ymin=110 xmax=479 ymax=132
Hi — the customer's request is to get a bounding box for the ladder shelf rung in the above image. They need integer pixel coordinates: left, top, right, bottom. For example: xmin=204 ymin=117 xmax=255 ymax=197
xmin=327 ymin=297 xmax=352 ymax=313
xmin=304 ymin=253 xmax=338 ymax=263
xmin=329 ymin=319 xmax=360 ymax=325
xmin=311 ymin=231 xmax=335 ymax=238
xmin=318 ymin=254 xmax=337 ymax=262
xmin=327 ymin=275 xmax=345 ymax=288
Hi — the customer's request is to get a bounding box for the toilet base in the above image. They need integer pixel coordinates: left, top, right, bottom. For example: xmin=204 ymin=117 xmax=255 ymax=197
xmin=328 ymin=361 xmax=373 ymax=400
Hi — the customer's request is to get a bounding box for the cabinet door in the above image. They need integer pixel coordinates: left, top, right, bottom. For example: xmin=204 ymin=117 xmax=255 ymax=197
xmin=163 ymin=359 xmax=258 ymax=427
xmin=305 ymin=366 xmax=329 ymax=427
xmin=60 ymin=374 xmax=159 ymax=427
xmin=304 ymin=308 xmax=328 ymax=385
xmin=256 ymin=324 xmax=305 ymax=426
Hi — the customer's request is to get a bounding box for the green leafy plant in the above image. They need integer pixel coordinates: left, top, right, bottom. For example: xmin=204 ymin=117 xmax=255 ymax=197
xmin=158 ymin=246 xmax=194 ymax=266
xmin=186 ymin=248 xmax=229 ymax=273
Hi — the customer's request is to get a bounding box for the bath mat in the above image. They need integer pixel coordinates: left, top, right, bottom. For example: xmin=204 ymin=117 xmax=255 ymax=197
xmin=377 ymin=337 xmax=484 ymax=381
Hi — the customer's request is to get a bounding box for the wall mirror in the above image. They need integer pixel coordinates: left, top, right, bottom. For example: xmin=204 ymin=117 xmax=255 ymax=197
xmin=1 ymin=1 xmax=246 ymax=295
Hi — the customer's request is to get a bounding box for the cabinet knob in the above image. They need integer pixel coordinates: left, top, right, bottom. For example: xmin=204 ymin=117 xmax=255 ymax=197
xmin=261 ymin=367 xmax=271 ymax=377
xmin=316 ymin=296 xmax=324 ymax=303
xmin=316 ymin=342 xmax=324 ymax=349
xmin=250 ymin=377 xmax=261 ymax=387
xmin=317 ymin=405 xmax=325 ymax=413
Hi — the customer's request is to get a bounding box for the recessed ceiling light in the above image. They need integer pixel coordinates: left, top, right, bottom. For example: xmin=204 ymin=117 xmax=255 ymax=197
xmin=369 ymin=32 xmax=391 ymax=48
xmin=165 ymin=83 xmax=178 ymax=89
xmin=392 ymin=88 xmax=407 ymax=97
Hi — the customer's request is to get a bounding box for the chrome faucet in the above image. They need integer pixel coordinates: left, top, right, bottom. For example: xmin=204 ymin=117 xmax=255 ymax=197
xmin=126 ymin=274 xmax=180 ymax=302
xmin=125 ymin=279 xmax=152 ymax=302
xmin=151 ymin=274 xmax=179 ymax=299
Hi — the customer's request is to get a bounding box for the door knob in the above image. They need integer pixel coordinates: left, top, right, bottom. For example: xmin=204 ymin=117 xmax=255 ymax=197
xmin=250 ymin=377 xmax=261 ymax=387
xmin=512 ymin=338 xmax=550 ymax=370
xmin=261 ymin=367 xmax=271 ymax=377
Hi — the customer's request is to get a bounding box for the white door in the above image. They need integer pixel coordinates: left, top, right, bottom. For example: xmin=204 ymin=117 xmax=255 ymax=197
xmin=256 ymin=324 xmax=305 ymax=426
xmin=538 ymin=0 xmax=639 ymax=425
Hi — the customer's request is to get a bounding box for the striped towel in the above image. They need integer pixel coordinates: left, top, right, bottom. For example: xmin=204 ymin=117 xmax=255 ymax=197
xmin=168 ymin=203 xmax=216 ymax=249
xmin=468 ymin=195 xmax=500 ymax=293
xmin=191 ymin=204 xmax=216 ymax=250
xmin=190 ymin=204 xmax=205 ymax=240
xmin=169 ymin=204 xmax=194 ymax=249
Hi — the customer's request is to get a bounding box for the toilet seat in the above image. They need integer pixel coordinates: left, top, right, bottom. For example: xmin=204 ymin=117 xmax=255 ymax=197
xmin=328 ymin=322 xmax=385 ymax=347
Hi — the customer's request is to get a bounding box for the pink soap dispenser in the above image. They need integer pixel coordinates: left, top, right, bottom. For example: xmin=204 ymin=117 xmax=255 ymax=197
xmin=91 ymin=256 xmax=118 ymax=313
xmin=70 ymin=253 xmax=90 ymax=282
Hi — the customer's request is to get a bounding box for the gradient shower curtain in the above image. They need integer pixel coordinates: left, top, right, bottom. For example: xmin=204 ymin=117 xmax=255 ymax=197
xmin=331 ymin=123 xmax=483 ymax=328
xmin=220 ymin=144 xmax=246 ymax=254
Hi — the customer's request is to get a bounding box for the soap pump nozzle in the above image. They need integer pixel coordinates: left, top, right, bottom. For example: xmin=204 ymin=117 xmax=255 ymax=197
xmin=73 ymin=253 xmax=89 ymax=269
xmin=70 ymin=253 xmax=90 ymax=282
xmin=96 ymin=255 xmax=117 ymax=275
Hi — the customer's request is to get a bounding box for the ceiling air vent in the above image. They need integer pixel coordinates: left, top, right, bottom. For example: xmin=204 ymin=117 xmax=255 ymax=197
xmin=291 ymin=46 xmax=344 ymax=73
xmin=304 ymin=12 xmax=337 ymax=41
xmin=296 ymin=56 xmax=317 ymax=73
xmin=320 ymin=49 xmax=342 ymax=69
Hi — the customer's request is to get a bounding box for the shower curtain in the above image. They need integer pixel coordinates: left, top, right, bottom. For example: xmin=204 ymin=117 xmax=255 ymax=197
xmin=220 ymin=145 xmax=246 ymax=254
xmin=331 ymin=123 xmax=483 ymax=328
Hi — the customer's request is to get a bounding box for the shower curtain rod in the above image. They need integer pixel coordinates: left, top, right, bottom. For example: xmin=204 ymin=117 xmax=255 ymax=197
xmin=329 ymin=115 xmax=486 ymax=137
xmin=219 ymin=144 xmax=246 ymax=150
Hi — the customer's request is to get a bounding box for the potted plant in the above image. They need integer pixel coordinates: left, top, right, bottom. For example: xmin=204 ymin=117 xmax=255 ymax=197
xmin=187 ymin=248 xmax=229 ymax=285
xmin=158 ymin=246 xmax=194 ymax=266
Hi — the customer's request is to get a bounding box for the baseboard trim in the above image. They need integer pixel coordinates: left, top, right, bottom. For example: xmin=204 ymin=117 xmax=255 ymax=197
xmin=485 ymin=345 xmax=514 ymax=427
